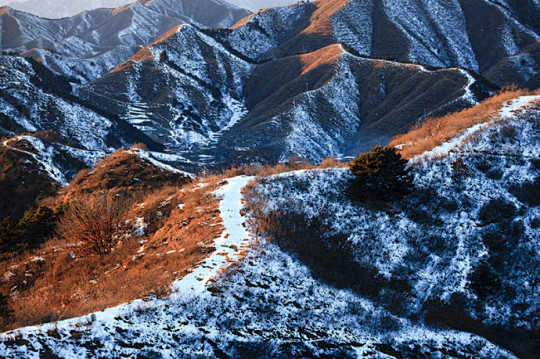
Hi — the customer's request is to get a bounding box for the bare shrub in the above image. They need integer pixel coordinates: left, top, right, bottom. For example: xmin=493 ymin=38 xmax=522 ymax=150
xmin=57 ymin=194 xmax=131 ymax=255
xmin=499 ymin=124 xmax=516 ymax=139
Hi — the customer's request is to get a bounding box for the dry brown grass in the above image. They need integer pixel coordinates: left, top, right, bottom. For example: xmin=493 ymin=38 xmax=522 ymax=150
xmin=0 ymin=178 xmax=222 ymax=331
xmin=299 ymin=44 xmax=343 ymax=75
xmin=59 ymin=147 xmax=190 ymax=203
xmin=301 ymin=0 xmax=350 ymax=36
xmin=389 ymin=87 xmax=540 ymax=159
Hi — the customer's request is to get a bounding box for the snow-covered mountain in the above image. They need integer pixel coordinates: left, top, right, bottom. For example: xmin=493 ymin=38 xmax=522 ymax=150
xmin=1 ymin=0 xmax=539 ymax=168
xmin=2 ymin=0 xmax=286 ymax=18
xmin=83 ymin=34 xmax=492 ymax=160
xmin=0 ymin=0 xmax=251 ymax=82
xmin=4 ymin=0 xmax=132 ymax=18
xmin=81 ymin=0 xmax=540 ymax=161
xmin=0 ymin=96 xmax=537 ymax=358
xmin=0 ymin=56 xmax=162 ymax=154
xmin=4 ymin=0 xmax=286 ymax=17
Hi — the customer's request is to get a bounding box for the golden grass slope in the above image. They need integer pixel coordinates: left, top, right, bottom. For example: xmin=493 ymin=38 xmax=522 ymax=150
xmin=390 ymin=87 xmax=540 ymax=159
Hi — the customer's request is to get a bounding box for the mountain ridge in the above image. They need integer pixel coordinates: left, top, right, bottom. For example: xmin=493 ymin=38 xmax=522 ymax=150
xmin=1 ymin=0 xmax=539 ymax=171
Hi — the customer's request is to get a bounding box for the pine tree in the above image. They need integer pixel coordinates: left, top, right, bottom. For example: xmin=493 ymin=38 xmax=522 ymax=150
xmin=20 ymin=206 xmax=57 ymax=244
xmin=0 ymin=217 xmax=19 ymax=251
xmin=349 ymin=146 xmax=412 ymax=200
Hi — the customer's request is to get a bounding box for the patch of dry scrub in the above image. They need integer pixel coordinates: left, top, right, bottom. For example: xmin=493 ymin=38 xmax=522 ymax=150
xmin=0 ymin=176 xmax=223 ymax=331
xmin=390 ymin=87 xmax=540 ymax=159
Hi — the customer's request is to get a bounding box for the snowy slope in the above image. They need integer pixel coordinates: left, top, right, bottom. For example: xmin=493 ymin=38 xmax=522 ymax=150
xmin=240 ymin=97 xmax=540 ymax=357
xmin=222 ymin=47 xmax=491 ymax=161
xmin=485 ymin=41 xmax=540 ymax=89
xmin=0 ymin=56 xmax=114 ymax=152
xmin=80 ymin=23 xmax=255 ymax=150
xmin=0 ymin=169 xmax=521 ymax=358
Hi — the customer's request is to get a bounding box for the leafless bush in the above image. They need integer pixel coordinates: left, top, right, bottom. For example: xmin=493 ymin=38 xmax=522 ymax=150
xmin=57 ymin=194 xmax=131 ymax=255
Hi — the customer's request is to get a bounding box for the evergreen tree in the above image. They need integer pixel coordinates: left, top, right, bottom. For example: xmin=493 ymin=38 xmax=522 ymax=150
xmin=0 ymin=217 xmax=19 ymax=251
xmin=19 ymin=206 xmax=57 ymax=246
xmin=0 ymin=205 xmax=58 ymax=253
xmin=349 ymin=146 xmax=412 ymax=200
xmin=0 ymin=292 xmax=13 ymax=325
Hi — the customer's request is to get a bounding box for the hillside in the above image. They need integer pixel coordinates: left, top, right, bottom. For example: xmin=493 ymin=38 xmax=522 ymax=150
xmin=0 ymin=56 xmax=157 ymax=154
xmin=0 ymin=134 xmax=82 ymax=219
xmin=0 ymin=94 xmax=537 ymax=358
xmin=77 ymin=0 xmax=540 ymax=163
xmin=0 ymin=144 xmax=195 ymax=329
xmin=0 ymin=0 xmax=539 ymax=357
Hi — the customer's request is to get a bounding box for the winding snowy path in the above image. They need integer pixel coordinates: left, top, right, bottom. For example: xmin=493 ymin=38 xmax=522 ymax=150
xmin=172 ymin=176 xmax=254 ymax=293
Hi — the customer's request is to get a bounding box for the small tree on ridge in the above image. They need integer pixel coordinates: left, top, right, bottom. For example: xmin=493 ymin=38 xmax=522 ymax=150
xmin=349 ymin=146 xmax=412 ymax=200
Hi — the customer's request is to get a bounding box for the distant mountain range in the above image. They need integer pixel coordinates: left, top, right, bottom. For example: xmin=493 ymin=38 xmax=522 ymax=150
xmin=0 ymin=0 xmax=288 ymax=18
xmin=1 ymin=0 xmax=132 ymax=18
xmin=0 ymin=0 xmax=539 ymax=175
xmin=0 ymin=0 xmax=251 ymax=82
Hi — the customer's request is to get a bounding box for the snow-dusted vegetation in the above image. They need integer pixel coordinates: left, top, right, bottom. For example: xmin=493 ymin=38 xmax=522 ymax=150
xmin=0 ymin=98 xmax=537 ymax=358
xmin=242 ymin=98 xmax=539 ymax=357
